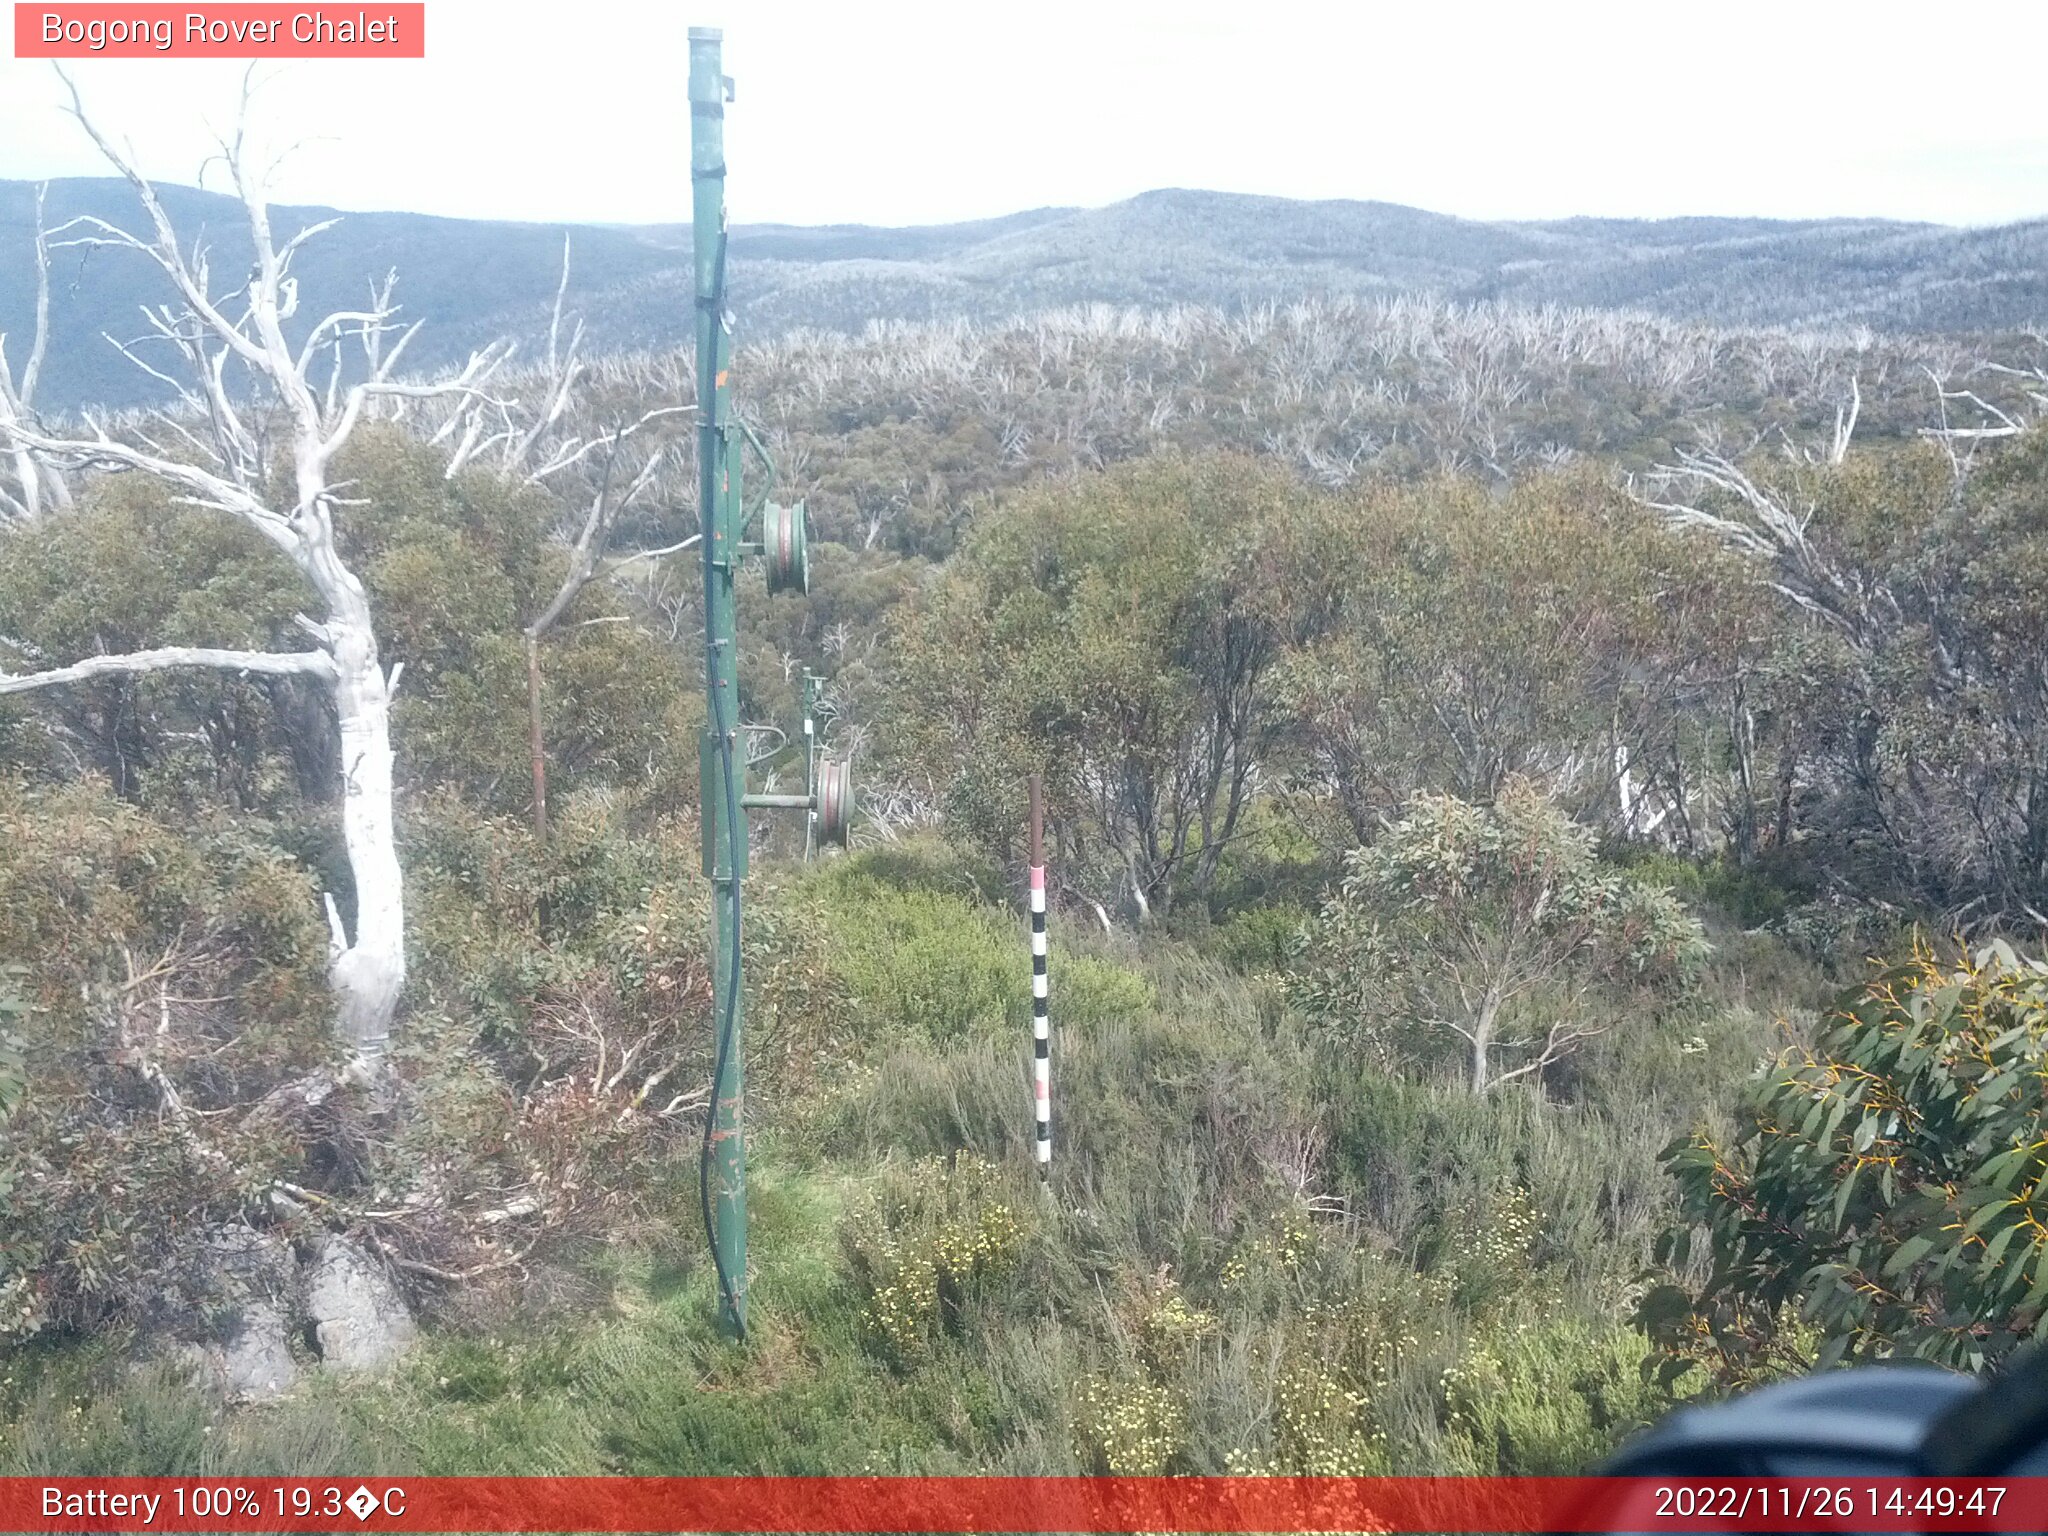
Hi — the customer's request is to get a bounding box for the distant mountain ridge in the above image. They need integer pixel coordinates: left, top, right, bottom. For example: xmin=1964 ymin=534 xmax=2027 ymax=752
xmin=5 ymin=178 xmax=2046 ymax=411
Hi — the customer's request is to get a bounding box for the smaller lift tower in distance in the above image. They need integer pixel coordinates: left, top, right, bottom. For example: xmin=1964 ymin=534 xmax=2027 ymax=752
xmin=690 ymin=25 xmax=854 ymax=1339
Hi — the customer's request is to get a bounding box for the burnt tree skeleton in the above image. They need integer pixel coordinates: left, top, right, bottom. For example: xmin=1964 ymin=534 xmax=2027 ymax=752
xmin=0 ymin=76 xmax=508 ymax=1081
xmin=0 ymin=182 xmax=71 ymax=524
xmin=417 ymin=236 xmax=696 ymax=838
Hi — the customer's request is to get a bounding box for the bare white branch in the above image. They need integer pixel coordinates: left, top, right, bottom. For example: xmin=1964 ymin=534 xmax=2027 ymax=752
xmin=0 ymin=181 xmax=68 ymax=523
xmin=0 ymin=76 xmax=512 ymax=1081
xmin=0 ymin=645 xmax=336 ymax=695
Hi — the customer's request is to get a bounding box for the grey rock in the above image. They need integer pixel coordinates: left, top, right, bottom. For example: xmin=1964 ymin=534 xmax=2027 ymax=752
xmin=217 ymin=1298 xmax=300 ymax=1401
xmin=189 ymin=1223 xmax=302 ymax=1402
xmin=305 ymin=1234 xmax=416 ymax=1370
xmin=204 ymin=1221 xmax=295 ymax=1291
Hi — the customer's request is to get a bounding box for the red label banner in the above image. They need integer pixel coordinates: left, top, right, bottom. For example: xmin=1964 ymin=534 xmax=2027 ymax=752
xmin=0 ymin=1476 xmax=2043 ymax=1533
xmin=14 ymin=4 xmax=425 ymax=57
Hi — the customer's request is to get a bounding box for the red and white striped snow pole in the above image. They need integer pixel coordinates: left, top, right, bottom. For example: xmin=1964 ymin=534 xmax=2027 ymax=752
xmin=1028 ymin=774 xmax=1051 ymax=1173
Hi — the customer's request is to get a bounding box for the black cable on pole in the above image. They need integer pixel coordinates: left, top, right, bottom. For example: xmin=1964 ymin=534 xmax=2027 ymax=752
xmin=699 ymin=664 xmax=746 ymax=1338
xmin=697 ymin=224 xmax=747 ymax=1340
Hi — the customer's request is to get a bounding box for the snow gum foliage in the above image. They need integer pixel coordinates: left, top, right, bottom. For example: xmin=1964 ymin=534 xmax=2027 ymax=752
xmin=1293 ymin=780 xmax=1708 ymax=1091
xmin=887 ymin=452 xmax=1343 ymax=917
xmin=337 ymin=429 xmax=698 ymax=818
xmin=1641 ymin=943 xmax=2048 ymax=1381
xmin=0 ymin=477 xmax=307 ymax=804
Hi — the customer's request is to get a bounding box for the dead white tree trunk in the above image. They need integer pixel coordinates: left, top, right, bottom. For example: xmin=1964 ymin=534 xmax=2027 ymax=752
xmin=0 ymin=183 xmax=70 ymax=525
xmin=0 ymin=79 xmax=505 ymax=1081
xmin=451 ymin=237 xmax=692 ymax=839
xmin=1635 ymin=447 xmax=1903 ymax=656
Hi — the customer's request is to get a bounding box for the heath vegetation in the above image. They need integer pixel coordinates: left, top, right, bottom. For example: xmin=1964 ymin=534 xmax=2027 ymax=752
xmin=5 ymin=117 xmax=2048 ymax=1475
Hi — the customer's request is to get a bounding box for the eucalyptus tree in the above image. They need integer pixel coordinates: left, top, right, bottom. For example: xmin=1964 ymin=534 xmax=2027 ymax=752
xmin=0 ymin=84 xmax=504 ymax=1081
xmin=1280 ymin=470 xmax=1747 ymax=846
xmin=1293 ymin=780 xmax=1707 ymax=1094
xmin=892 ymin=452 xmax=1341 ymax=920
xmin=1641 ymin=427 xmax=2048 ymax=916
xmin=425 ymin=237 xmax=694 ymax=839
xmin=1642 ymin=942 xmax=2048 ymax=1380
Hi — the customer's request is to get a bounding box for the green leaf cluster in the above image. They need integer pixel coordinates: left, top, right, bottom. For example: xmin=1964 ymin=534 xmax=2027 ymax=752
xmin=1292 ymin=779 xmax=1707 ymax=1091
xmin=1642 ymin=940 xmax=2048 ymax=1379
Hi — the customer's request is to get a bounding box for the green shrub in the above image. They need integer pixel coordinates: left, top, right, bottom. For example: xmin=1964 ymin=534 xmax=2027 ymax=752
xmin=1612 ymin=849 xmax=1805 ymax=931
xmin=1218 ymin=1207 xmax=1319 ymax=1302
xmin=807 ymin=860 xmax=1151 ymax=1048
xmin=840 ymin=1154 xmax=1028 ymax=1367
xmin=1641 ymin=940 xmax=2048 ymax=1380
xmin=812 ymin=838 xmax=1008 ymax=906
xmin=1322 ymin=1065 xmax=1692 ymax=1296
xmin=1073 ymin=1373 xmax=1186 ymax=1474
xmin=1422 ymin=1180 xmax=1545 ymax=1316
xmin=1211 ymin=904 xmax=1307 ymax=976
xmin=1769 ymin=892 xmax=1918 ymax=973
xmin=0 ymin=962 xmax=27 ymax=1334
xmin=831 ymin=884 xmax=1018 ymax=1043
xmin=1439 ymin=1312 xmax=1674 ymax=1474
xmin=1293 ymin=781 xmax=1708 ymax=1093
xmin=0 ymin=780 xmax=333 ymax=1336
xmin=1240 ymin=1360 xmax=1382 ymax=1476
xmin=1220 ymin=1254 xmax=1446 ymax=1476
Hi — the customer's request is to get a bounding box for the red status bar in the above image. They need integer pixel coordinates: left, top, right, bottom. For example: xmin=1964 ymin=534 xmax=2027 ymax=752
xmin=3 ymin=1476 xmax=2043 ymax=1533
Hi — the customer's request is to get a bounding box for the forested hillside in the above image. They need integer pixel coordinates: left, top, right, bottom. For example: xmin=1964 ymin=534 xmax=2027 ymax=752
xmin=8 ymin=176 xmax=2048 ymax=410
xmin=7 ymin=141 xmax=2048 ymax=1479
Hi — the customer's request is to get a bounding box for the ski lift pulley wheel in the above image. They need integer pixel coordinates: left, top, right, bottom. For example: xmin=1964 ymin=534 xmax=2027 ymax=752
xmin=815 ymin=756 xmax=853 ymax=848
xmin=762 ymin=499 xmax=810 ymax=596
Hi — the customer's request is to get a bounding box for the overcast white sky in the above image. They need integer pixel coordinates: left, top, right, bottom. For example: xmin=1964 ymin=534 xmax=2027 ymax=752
xmin=3 ymin=0 xmax=2047 ymax=229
